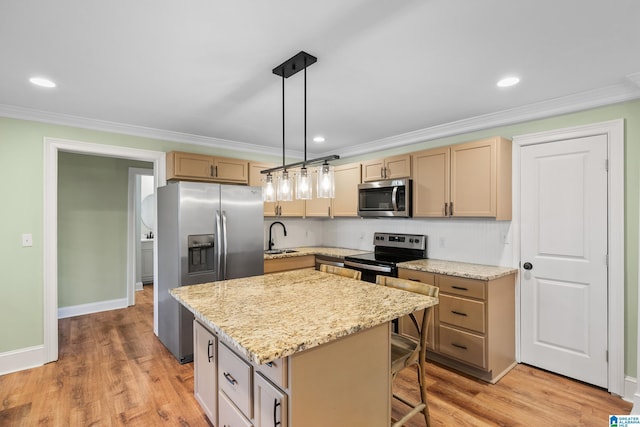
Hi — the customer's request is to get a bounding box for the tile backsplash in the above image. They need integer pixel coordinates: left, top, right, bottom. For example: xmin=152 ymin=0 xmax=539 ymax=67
xmin=264 ymin=217 xmax=514 ymax=267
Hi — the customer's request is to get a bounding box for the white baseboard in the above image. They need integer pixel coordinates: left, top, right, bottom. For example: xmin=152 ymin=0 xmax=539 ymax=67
xmin=135 ymin=281 xmax=143 ymax=291
xmin=0 ymin=345 xmax=45 ymax=376
xmin=58 ymin=297 xmax=128 ymax=319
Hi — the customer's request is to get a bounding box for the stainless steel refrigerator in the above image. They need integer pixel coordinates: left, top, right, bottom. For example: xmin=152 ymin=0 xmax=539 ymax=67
xmin=157 ymin=181 xmax=264 ymax=363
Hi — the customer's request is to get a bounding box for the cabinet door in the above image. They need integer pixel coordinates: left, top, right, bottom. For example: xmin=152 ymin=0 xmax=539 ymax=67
xmin=169 ymin=152 xmax=214 ymax=180
xmin=219 ymin=391 xmax=253 ymax=427
xmin=412 ymin=147 xmax=450 ymax=217
xmin=141 ymin=242 xmax=154 ymax=284
xmin=332 ymin=163 xmax=361 ymax=217
xmin=450 ymin=138 xmax=497 ymax=217
xmin=194 ymin=321 xmax=217 ymax=424
xmin=214 ymin=157 xmax=249 ymax=184
xmin=254 ymin=373 xmax=288 ymax=427
xmin=361 ymin=158 xmax=385 ymax=182
xmin=384 ymin=154 xmax=411 ymax=179
xmin=304 ymin=170 xmax=331 ymax=217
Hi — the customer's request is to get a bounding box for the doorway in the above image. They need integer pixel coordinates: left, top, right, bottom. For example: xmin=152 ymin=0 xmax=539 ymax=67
xmin=128 ymin=167 xmax=154 ymax=306
xmin=43 ymin=137 xmax=166 ymax=363
xmin=512 ymin=119 xmax=624 ymax=395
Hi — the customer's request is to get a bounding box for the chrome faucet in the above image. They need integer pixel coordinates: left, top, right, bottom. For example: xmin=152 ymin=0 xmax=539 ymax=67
xmin=268 ymin=221 xmax=287 ymax=251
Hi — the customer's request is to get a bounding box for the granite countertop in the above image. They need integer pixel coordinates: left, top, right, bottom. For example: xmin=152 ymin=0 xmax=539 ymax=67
xmin=397 ymin=259 xmax=517 ymax=280
xmin=170 ymin=269 xmax=438 ymax=365
xmin=263 ymin=246 xmax=370 ymax=260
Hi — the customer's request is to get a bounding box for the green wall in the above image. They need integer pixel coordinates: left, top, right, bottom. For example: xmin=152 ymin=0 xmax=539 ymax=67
xmin=0 ymin=99 xmax=638 ymax=377
xmin=57 ymin=153 xmax=151 ymax=307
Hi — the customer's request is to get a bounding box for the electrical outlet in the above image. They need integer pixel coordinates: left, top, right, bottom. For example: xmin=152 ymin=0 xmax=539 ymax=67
xmin=22 ymin=233 xmax=33 ymax=247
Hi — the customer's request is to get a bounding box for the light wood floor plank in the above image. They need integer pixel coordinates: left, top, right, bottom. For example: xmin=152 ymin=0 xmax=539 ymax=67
xmin=0 ymin=285 xmax=632 ymax=426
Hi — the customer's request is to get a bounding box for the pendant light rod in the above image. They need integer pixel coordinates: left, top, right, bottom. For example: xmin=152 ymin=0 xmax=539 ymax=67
xmin=260 ymin=154 xmax=339 ymax=175
xmin=282 ymin=74 xmax=286 ymax=169
xmin=304 ymin=59 xmax=307 ymax=165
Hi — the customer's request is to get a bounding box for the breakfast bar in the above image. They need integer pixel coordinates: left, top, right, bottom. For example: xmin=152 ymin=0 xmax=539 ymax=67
xmin=170 ymin=269 xmax=439 ymax=427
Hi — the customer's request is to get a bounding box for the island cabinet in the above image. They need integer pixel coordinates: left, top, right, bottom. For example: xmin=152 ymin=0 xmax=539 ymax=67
xmin=361 ymin=154 xmax=411 ymax=182
xmin=193 ymin=321 xmax=218 ymax=423
xmin=195 ymin=320 xmax=391 ymax=427
xmin=167 ymin=151 xmax=249 ymax=184
xmin=398 ymin=268 xmax=516 ymax=383
xmin=412 ymin=137 xmax=512 ymax=220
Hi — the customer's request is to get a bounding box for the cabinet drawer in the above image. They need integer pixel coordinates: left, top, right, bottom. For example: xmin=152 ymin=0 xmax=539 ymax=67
xmin=439 ymin=294 xmax=485 ymax=333
xmin=439 ymin=324 xmax=486 ymax=369
xmin=219 ymin=391 xmax=253 ymax=427
xmin=259 ymin=358 xmax=288 ymax=389
xmin=398 ymin=269 xmax=436 ymax=286
xmin=219 ymin=343 xmax=253 ymax=419
xmin=438 ymin=275 xmax=486 ymax=300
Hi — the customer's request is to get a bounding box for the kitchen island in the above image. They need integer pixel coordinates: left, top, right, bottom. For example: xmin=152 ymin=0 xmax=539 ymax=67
xmin=170 ymin=269 xmax=438 ymax=427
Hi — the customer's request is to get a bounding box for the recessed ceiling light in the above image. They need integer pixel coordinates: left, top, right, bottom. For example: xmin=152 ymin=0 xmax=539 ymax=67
xmin=29 ymin=77 xmax=57 ymax=88
xmin=497 ymin=76 xmax=520 ymax=88
xmin=313 ymin=136 xmax=325 ymax=143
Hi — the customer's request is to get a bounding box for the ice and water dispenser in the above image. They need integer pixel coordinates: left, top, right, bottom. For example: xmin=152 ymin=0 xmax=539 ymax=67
xmin=187 ymin=234 xmax=214 ymax=274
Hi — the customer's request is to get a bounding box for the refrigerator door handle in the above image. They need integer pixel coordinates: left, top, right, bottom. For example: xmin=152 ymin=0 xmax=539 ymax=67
xmin=222 ymin=210 xmax=228 ymax=280
xmin=215 ymin=210 xmax=223 ymax=281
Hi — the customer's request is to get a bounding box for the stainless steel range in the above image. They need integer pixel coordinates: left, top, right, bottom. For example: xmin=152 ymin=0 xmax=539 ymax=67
xmin=344 ymin=232 xmax=427 ymax=283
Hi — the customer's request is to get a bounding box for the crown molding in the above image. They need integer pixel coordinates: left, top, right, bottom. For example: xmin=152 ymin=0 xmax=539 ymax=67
xmin=2 ymin=80 xmax=639 ymax=161
xmin=323 ymin=81 xmax=640 ymax=159
xmin=0 ymin=103 xmax=308 ymax=159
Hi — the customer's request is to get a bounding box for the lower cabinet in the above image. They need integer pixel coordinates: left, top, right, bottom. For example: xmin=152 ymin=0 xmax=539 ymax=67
xmin=193 ymin=321 xmax=217 ymax=423
xmin=194 ymin=321 xmax=390 ymax=426
xmin=398 ymin=268 xmax=516 ymax=383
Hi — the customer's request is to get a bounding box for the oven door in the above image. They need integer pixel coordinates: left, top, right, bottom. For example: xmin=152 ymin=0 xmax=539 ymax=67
xmin=344 ymin=259 xmax=395 ymax=283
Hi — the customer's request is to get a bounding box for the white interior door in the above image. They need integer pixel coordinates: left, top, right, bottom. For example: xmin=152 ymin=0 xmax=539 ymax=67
xmin=520 ymin=134 xmax=608 ymax=388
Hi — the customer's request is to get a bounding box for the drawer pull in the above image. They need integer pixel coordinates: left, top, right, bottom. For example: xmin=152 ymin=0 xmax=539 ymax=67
xmin=223 ymin=372 xmax=238 ymax=385
xmin=207 ymin=340 xmax=214 ymax=363
xmin=266 ymin=361 xmax=274 ymax=367
xmin=274 ymin=398 xmax=282 ymax=426
xmin=451 ymin=310 xmax=468 ymax=317
xmin=451 ymin=342 xmax=468 ymax=350
xmin=452 ymin=285 xmax=469 ymax=291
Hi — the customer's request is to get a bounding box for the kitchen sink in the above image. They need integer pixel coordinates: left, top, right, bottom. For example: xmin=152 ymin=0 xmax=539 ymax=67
xmin=264 ymin=249 xmax=298 ymax=255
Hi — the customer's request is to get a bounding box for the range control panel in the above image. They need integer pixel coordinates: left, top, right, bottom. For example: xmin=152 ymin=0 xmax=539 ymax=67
xmin=373 ymin=232 xmax=427 ymax=250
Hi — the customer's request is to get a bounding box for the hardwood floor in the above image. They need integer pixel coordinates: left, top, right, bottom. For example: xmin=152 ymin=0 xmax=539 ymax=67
xmin=0 ymin=285 xmax=632 ymax=426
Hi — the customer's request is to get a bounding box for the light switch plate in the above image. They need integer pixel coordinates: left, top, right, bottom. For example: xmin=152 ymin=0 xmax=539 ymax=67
xmin=22 ymin=233 xmax=33 ymax=247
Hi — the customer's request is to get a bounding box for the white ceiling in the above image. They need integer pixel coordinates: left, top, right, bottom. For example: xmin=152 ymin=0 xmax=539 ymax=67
xmin=1 ymin=0 xmax=639 ymax=159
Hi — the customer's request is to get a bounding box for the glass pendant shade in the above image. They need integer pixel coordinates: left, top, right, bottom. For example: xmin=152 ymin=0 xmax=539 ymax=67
xmin=277 ymin=170 xmax=293 ymax=201
xmin=317 ymin=163 xmax=335 ymax=198
xmin=262 ymin=173 xmax=276 ymax=202
xmin=295 ymin=167 xmax=312 ymax=200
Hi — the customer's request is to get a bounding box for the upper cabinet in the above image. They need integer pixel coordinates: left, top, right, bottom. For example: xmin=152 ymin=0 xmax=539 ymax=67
xmin=167 ymin=151 xmax=249 ymax=184
xmin=332 ymin=162 xmax=362 ymax=217
xmin=361 ymin=154 xmax=411 ymax=182
xmin=412 ymin=137 xmax=512 ymax=220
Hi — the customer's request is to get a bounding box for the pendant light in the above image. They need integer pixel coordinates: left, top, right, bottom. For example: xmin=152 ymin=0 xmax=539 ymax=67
xmin=261 ymin=51 xmax=339 ymax=200
xmin=263 ymin=172 xmax=276 ymax=202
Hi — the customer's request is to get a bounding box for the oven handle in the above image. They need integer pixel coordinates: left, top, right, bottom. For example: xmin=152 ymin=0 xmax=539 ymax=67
xmin=344 ymin=260 xmax=392 ymax=273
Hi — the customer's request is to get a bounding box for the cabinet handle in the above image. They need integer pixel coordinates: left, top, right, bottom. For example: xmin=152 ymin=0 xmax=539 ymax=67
xmin=451 ymin=310 xmax=468 ymax=317
xmin=450 ymin=202 xmax=454 ymax=215
xmin=380 ymin=167 xmax=384 ymax=179
xmin=444 ymin=202 xmax=448 ymax=216
xmin=223 ymin=372 xmax=237 ymax=385
xmin=210 ymin=165 xmax=214 ymax=177
xmin=207 ymin=340 xmax=214 ymax=363
xmin=451 ymin=285 xmax=468 ymax=291
xmin=451 ymin=343 xmax=468 ymax=350
xmin=328 ymin=206 xmax=331 ymax=217
xmin=266 ymin=362 xmax=274 ymax=367
xmin=273 ymin=398 xmax=282 ymax=426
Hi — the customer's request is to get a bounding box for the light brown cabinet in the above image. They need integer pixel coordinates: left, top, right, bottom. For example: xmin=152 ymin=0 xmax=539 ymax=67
xmin=264 ymin=255 xmax=315 ymax=274
xmin=167 ymin=151 xmax=249 ymax=184
xmin=305 ymin=162 xmax=362 ymax=218
xmin=412 ymin=137 xmax=512 ymax=220
xmin=361 ymin=154 xmax=411 ymax=182
xmin=249 ymin=162 xmax=306 ymax=217
xmin=398 ymin=268 xmax=516 ymax=383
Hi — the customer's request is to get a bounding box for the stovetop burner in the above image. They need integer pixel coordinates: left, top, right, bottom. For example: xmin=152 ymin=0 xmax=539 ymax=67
xmin=344 ymin=232 xmax=428 ymax=266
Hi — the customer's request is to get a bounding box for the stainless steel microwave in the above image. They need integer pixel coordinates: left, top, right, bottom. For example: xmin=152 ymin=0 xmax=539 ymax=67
xmin=358 ymin=178 xmax=412 ymax=217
